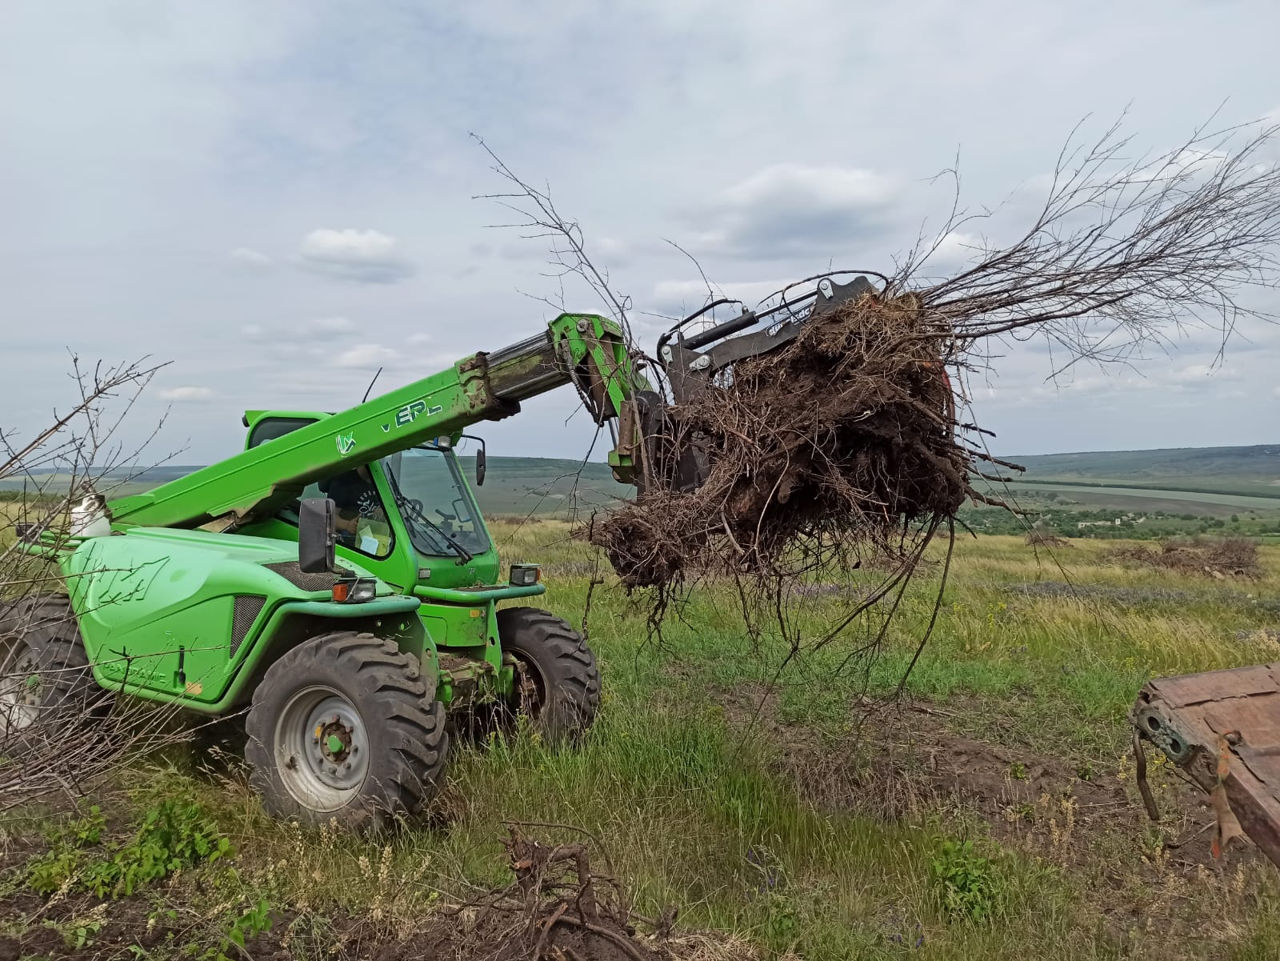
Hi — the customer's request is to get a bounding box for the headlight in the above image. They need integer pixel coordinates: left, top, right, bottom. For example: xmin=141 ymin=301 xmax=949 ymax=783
xmin=509 ymin=564 xmax=541 ymax=587
xmin=333 ymin=577 xmax=377 ymax=602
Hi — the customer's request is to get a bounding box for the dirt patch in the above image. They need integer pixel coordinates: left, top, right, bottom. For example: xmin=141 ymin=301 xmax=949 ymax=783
xmin=842 ymin=713 xmax=1131 ymax=841
xmin=711 ymin=683 xmax=1250 ymax=874
xmin=0 ymin=889 xmax=195 ymax=961
xmin=1107 ymin=537 xmax=1262 ymax=579
xmin=0 ymin=827 xmax=729 ymax=961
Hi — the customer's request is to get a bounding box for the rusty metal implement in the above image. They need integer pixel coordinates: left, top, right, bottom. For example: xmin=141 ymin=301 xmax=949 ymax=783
xmin=1131 ymin=663 xmax=1280 ymax=867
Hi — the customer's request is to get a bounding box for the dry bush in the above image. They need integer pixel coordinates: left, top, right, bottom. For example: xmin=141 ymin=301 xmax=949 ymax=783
xmin=1108 ymin=537 xmax=1261 ymax=579
xmin=0 ymin=356 xmax=188 ymax=813
xmin=1025 ymin=531 xmax=1069 ymax=548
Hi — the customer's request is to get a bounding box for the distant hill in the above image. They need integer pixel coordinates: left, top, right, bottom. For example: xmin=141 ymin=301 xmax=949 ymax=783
xmin=6 ymin=445 xmax=1278 ymax=516
xmin=0 ymin=457 xmax=634 ymax=517
xmin=1009 ymin=444 xmax=1280 ymax=497
xmin=457 ymin=455 xmax=632 ymax=516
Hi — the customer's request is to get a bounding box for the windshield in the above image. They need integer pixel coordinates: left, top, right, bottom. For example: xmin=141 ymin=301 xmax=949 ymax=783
xmin=382 ymin=447 xmax=490 ymax=557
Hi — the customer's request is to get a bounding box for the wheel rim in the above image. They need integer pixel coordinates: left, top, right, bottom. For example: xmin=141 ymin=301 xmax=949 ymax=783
xmin=274 ymin=685 xmax=370 ymax=813
xmin=0 ymin=639 xmax=42 ymax=734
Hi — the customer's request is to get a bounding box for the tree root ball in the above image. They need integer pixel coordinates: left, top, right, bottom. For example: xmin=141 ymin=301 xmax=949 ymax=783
xmin=592 ymin=293 xmax=972 ymax=588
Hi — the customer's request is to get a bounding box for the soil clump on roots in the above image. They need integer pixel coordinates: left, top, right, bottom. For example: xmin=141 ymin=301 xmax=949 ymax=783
xmin=592 ymin=293 xmax=973 ymax=590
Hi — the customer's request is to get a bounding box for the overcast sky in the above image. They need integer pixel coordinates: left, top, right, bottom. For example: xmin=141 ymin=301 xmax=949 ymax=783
xmin=2 ymin=0 xmax=1277 ymax=467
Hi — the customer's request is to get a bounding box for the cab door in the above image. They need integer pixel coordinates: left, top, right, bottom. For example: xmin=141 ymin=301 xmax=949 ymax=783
xmin=239 ymin=417 xmax=417 ymax=590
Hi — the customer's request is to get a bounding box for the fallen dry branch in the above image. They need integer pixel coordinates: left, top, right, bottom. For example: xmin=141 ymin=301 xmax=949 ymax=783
xmin=0 ymin=596 xmax=196 ymax=814
xmin=425 ymin=827 xmax=671 ymax=961
xmin=1107 ymin=537 xmax=1261 ymax=579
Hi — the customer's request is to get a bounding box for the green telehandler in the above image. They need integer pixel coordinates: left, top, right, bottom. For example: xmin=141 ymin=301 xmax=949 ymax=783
xmin=0 ymin=277 xmax=872 ymax=827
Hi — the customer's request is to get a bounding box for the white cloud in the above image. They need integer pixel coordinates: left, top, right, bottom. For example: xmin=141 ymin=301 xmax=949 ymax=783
xmin=1139 ymin=147 xmax=1230 ymax=183
xmin=1167 ymin=363 xmax=1242 ymax=385
xmin=925 ymin=230 xmax=985 ymax=268
xmin=691 ymin=164 xmax=900 ymax=258
xmin=229 ymin=247 xmax=272 ymax=270
xmin=331 ymin=344 xmax=399 ymax=369
xmin=308 ymin=315 xmax=356 ymax=334
xmin=159 ymin=386 xmax=214 ymax=401
xmin=721 ymin=164 xmax=896 ymax=210
xmin=298 ymin=228 xmax=414 ymax=284
xmin=407 ymin=332 xmax=432 ymax=346
xmin=241 ymin=324 xmax=267 ymax=341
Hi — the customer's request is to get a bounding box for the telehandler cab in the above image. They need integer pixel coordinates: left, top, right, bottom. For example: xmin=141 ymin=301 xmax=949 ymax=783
xmin=0 ymin=277 xmax=872 ymax=827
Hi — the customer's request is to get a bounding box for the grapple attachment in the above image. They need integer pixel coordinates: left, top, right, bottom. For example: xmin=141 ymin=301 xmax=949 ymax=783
xmin=629 ymin=274 xmax=876 ymax=494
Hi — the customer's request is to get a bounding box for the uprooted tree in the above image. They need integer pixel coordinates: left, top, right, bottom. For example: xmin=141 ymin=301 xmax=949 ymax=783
xmin=482 ymin=116 xmax=1280 ymax=683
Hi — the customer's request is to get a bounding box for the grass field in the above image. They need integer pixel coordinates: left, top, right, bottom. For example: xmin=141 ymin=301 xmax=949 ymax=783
xmin=4 ymin=522 xmax=1280 ymax=959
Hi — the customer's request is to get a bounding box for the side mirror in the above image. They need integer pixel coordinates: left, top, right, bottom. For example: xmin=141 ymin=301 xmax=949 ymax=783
xmin=461 ymin=433 xmax=487 ymax=487
xmin=298 ymin=498 xmax=336 ymax=573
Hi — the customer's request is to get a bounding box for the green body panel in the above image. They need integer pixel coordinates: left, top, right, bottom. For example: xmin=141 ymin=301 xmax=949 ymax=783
xmin=229 ymin=427 xmax=534 ymax=683
xmin=60 ymin=528 xmax=419 ymax=707
xmin=82 ymin=596 xmax=424 ymax=714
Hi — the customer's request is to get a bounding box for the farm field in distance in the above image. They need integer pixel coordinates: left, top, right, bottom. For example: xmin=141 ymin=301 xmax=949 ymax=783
xmin=4 ymin=518 xmax=1280 ymax=959
xmin=6 ymin=443 xmax=1280 ymax=532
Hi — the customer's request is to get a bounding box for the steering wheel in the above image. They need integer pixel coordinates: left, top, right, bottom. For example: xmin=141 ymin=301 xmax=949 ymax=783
xmin=406 ymin=498 xmax=425 ymax=517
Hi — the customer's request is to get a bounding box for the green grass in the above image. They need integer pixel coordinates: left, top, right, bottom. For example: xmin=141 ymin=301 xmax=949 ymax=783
xmin=4 ymin=524 xmax=1280 ymax=959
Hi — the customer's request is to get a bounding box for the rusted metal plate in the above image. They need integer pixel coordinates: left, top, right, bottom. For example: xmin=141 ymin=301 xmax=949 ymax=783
xmin=1132 ymin=663 xmax=1280 ymax=868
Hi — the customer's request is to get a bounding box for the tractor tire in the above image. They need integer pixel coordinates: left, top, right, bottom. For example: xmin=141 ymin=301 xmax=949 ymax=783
xmin=0 ymin=596 xmax=109 ymax=743
xmin=245 ymin=632 xmax=448 ymax=830
xmin=497 ymin=607 xmax=600 ymax=744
